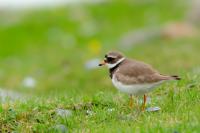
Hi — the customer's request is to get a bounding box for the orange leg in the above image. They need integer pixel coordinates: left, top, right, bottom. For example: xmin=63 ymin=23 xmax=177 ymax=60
xmin=129 ymin=94 xmax=133 ymax=108
xmin=142 ymin=94 xmax=147 ymax=111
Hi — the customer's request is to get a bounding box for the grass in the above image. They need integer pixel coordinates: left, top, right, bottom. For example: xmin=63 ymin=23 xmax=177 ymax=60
xmin=0 ymin=0 xmax=200 ymax=132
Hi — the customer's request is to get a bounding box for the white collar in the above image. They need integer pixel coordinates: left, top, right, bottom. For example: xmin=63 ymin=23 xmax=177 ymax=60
xmin=106 ymin=58 xmax=125 ymax=69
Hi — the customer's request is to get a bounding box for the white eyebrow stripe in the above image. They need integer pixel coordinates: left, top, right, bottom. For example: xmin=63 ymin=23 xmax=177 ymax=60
xmin=107 ymin=55 xmax=117 ymax=58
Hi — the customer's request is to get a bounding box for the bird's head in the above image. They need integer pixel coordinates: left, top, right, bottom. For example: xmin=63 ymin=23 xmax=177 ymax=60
xmin=99 ymin=51 xmax=125 ymax=69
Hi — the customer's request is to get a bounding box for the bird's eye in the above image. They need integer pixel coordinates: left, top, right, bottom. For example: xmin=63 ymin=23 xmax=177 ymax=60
xmin=107 ymin=57 xmax=114 ymax=62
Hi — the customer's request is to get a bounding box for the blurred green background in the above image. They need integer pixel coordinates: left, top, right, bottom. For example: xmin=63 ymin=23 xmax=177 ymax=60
xmin=1 ymin=0 xmax=199 ymax=97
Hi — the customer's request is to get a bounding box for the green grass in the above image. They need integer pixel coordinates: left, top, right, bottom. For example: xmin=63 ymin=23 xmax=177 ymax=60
xmin=0 ymin=1 xmax=200 ymax=132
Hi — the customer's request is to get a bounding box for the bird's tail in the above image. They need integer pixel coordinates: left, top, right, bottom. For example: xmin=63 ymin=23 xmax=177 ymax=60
xmin=170 ymin=75 xmax=181 ymax=80
xmin=160 ymin=74 xmax=181 ymax=81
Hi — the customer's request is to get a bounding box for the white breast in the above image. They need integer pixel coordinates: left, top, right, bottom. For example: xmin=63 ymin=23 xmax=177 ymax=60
xmin=112 ymin=75 xmax=164 ymax=96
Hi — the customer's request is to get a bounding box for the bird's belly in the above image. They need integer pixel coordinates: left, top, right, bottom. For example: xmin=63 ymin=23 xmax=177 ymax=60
xmin=112 ymin=77 xmax=163 ymax=95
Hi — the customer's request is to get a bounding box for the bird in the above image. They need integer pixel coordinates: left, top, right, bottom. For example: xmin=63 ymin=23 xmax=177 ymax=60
xmin=99 ymin=51 xmax=180 ymax=111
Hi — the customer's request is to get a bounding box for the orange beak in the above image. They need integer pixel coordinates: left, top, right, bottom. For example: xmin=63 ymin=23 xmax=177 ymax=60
xmin=99 ymin=60 xmax=106 ymax=66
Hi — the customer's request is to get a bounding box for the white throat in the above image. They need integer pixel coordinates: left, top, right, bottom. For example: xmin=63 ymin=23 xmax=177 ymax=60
xmin=106 ymin=58 xmax=125 ymax=69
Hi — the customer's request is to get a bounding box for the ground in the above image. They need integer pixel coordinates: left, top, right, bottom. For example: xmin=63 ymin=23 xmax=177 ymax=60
xmin=0 ymin=1 xmax=200 ymax=132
